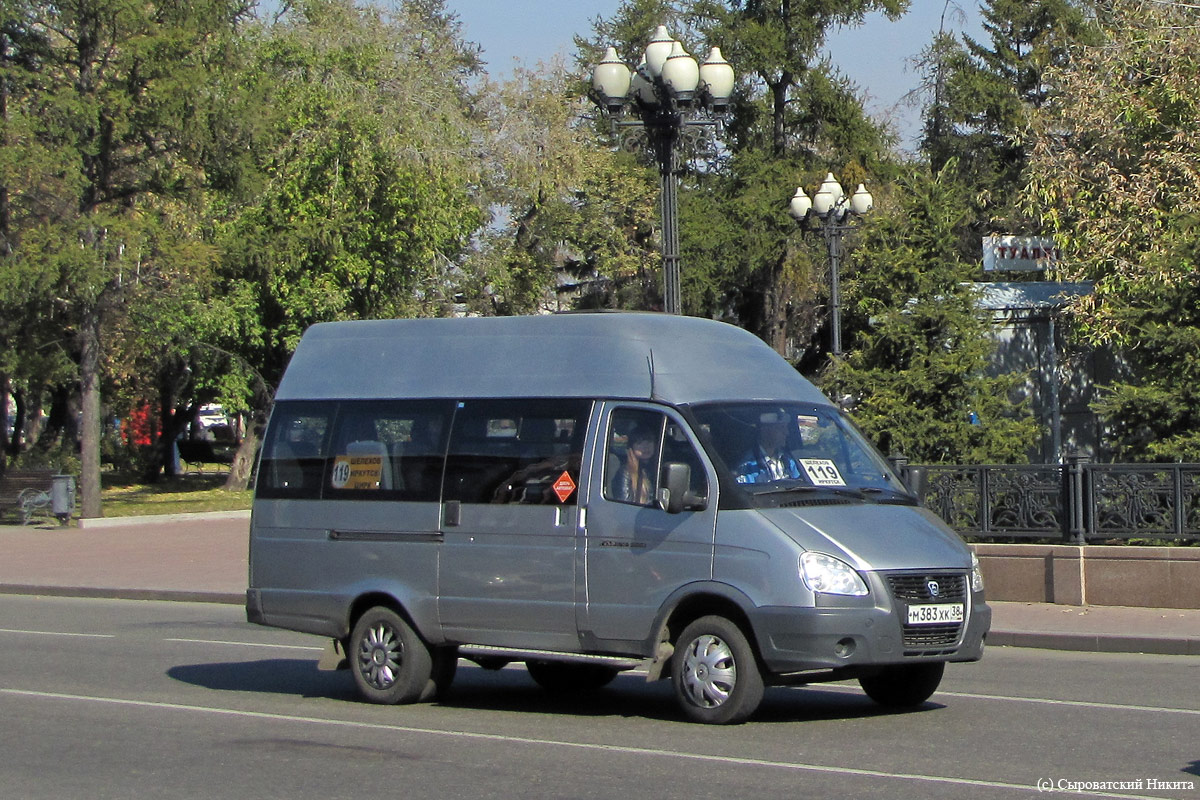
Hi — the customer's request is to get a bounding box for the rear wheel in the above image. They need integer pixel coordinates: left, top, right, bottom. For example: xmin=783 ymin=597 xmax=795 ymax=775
xmin=349 ymin=606 xmax=433 ymax=705
xmin=525 ymin=661 xmax=619 ymax=694
xmin=859 ymin=662 xmax=945 ymax=708
xmin=671 ymin=615 xmax=764 ymax=725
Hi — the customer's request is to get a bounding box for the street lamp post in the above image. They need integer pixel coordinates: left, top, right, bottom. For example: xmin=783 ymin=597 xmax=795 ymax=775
xmin=789 ymin=173 xmax=873 ymax=356
xmin=590 ymin=26 xmax=735 ymax=314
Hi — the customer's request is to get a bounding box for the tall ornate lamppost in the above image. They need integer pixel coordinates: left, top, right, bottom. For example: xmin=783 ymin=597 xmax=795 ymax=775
xmin=789 ymin=173 xmax=873 ymax=356
xmin=590 ymin=26 xmax=735 ymax=314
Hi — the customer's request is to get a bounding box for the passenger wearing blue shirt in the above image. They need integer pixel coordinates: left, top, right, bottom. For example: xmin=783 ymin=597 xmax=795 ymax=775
xmin=734 ymin=412 xmax=802 ymax=484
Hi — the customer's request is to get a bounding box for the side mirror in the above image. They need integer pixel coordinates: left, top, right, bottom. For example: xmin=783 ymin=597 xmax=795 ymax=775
xmin=903 ymin=466 xmax=928 ymax=505
xmin=658 ymin=462 xmax=707 ymax=514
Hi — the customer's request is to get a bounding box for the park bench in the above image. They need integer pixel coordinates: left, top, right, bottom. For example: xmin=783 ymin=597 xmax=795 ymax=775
xmin=0 ymin=469 xmax=68 ymax=525
xmin=176 ymin=439 xmax=235 ymax=474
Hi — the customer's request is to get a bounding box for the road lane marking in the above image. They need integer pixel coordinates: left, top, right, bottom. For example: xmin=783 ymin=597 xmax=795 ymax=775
xmin=0 ymin=688 xmax=1174 ymax=800
xmin=940 ymin=690 xmax=1200 ymax=716
xmin=164 ymin=638 xmax=322 ymax=651
xmin=0 ymin=628 xmax=114 ymax=638
xmin=815 ymin=683 xmax=1200 ymax=716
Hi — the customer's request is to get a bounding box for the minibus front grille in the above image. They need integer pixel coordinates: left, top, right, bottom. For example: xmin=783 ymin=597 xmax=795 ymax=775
xmin=900 ymin=624 xmax=961 ymax=652
xmin=887 ymin=573 xmax=967 ymax=601
xmin=886 ymin=573 xmax=967 ymax=654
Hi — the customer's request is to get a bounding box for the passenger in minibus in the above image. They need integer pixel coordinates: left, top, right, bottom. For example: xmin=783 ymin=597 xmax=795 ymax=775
xmin=612 ymin=425 xmax=658 ymax=505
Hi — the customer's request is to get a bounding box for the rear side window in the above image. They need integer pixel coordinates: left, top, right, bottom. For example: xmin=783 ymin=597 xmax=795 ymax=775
xmin=257 ymin=400 xmax=453 ymax=501
xmin=443 ymin=399 xmax=591 ymax=505
xmin=258 ymin=402 xmax=334 ymax=499
xmin=325 ymin=400 xmax=453 ymax=502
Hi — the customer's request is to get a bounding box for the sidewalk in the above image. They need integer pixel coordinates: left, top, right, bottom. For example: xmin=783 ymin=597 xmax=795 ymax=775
xmin=1 ymin=513 xmax=1198 ymax=655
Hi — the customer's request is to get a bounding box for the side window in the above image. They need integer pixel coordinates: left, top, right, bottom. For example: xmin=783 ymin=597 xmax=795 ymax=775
xmin=605 ymin=408 xmax=708 ymax=508
xmin=258 ymin=402 xmax=333 ymax=499
xmin=443 ymin=399 xmax=590 ymax=505
xmin=326 ymin=401 xmax=452 ymax=502
xmin=605 ymin=408 xmax=664 ymax=506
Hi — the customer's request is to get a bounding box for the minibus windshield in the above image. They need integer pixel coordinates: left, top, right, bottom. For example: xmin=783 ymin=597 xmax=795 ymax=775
xmin=690 ymin=402 xmax=911 ymax=503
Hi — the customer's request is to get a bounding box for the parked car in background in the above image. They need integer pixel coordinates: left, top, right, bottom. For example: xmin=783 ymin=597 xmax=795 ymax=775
xmin=197 ymin=404 xmax=228 ymax=430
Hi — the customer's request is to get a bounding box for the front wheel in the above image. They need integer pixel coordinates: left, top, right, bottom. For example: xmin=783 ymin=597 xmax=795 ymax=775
xmin=349 ymin=606 xmax=433 ymax=705
xmin=858 ymin=662 xmax=945 ymax=708
xmin=671 ymin=616 xmax=764 ymax=725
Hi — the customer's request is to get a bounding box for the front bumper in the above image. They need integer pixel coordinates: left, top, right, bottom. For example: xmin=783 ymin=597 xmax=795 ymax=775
xmin=750 ymin=578 xmax=991 ymax=674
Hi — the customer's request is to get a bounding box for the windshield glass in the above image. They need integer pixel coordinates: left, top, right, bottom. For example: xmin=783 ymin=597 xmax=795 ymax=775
xmin=690 ymin=402 xmax=909 ymax=501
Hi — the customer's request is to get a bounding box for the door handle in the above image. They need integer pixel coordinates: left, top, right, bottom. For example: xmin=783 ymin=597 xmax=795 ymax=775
xmin=444 ymin=500 xmax=460 ymax=527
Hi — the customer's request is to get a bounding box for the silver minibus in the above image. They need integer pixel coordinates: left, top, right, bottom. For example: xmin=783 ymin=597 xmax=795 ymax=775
xmin=247 ymin=313 xmax=989 ymax=724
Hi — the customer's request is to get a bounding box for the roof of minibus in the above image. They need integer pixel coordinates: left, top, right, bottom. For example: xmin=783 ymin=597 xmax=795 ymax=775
xmin=275 ymin=313 xmax=831 ymax=407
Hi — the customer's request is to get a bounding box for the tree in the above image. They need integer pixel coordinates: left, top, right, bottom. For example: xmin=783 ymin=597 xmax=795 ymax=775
xmin=824 ymin=166 xmax=1039 ymax=463
xmin=919 ymin=0 xmax=1093 ymax=242
xmin=0 ymin=0 xmax=246 ymax=514
xmin=692 ymin=0 xmax=908 ymax=158
xmin=463 ymin=62 xmax=659 ymax=314
xmin=1025 ymin=0 xmax=1200 ymax=460
xmin=210 ymin=0 xmax=488 ymax=486
xmin=1087 ymin=221 xmax=1200 ymax=461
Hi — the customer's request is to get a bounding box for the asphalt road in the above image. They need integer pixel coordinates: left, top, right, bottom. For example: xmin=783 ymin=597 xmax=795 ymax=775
xmin=1 ymin=596 xmax=1198 ymax=800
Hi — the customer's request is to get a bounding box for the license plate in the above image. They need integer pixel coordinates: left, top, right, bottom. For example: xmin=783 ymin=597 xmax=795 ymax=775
xmin=907 ymin=603 xmax=964 ymax=625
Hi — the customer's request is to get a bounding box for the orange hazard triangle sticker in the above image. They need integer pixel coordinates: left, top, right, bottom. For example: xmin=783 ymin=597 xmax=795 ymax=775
xmin=552 ymin=471 xmax=576 ymax=503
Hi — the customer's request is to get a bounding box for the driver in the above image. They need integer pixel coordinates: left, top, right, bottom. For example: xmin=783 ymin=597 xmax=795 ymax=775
xmin=734 ymin=411 xmax=802 ymax=484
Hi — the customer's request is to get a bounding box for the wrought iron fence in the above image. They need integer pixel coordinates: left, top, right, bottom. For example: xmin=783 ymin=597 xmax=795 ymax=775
xmin=908 ymin=460 xmax=1200 ymax=542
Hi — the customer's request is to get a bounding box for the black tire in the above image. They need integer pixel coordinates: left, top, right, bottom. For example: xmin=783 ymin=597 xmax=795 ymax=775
xmin=671 ymin=615 xmax=764 ymax=725
xmin=859 ymin=662 xmax=945 ymax=708
xmin=525 ymin=660 xmax=619 ymax=694
xmin=349 ymin=606 xmax=433 ymax=705
xmin=425 ymin=646 xmax=459 ymax=701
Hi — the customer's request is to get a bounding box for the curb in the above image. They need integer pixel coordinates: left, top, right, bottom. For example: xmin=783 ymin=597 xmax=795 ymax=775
xmin=988 ymin=630 xmax=1200 ymax=657
xmin=75 ymin=509 xmax=251 ymax=529
xmin=0 ymin=585 xmax=244 ymax=605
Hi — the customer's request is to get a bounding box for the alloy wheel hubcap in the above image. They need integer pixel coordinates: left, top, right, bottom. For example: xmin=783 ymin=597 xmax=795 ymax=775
xmin=681 ymin=634 xmax=736 ymax=708
xmin=358 ymin=622 xmax=402 ymax=690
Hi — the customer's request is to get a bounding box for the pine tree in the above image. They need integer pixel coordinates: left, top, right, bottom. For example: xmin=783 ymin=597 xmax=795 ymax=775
xmin=921 ymin=0 xmax=1093 ymax=235
xmin=823 ymin=166 xmax=1039 ymax=464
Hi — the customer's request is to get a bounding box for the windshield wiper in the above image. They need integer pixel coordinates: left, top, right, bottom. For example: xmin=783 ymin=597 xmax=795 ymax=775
xmin=859 ymin=486 xmax=920 ymax=505
xmin=748 ymin=484 xmax=866 ymax=500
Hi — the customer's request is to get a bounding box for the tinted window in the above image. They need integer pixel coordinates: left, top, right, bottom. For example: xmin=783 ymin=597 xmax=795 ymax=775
xmin=258 ymin=402 xmax=333 ymax=499
xmin=257 ymin=399 xmax=452 ymax=501
xmin=325 ymin=400 xmax=452 ymax=502
xmin=443 ymin=399 xmax=591 ymax=505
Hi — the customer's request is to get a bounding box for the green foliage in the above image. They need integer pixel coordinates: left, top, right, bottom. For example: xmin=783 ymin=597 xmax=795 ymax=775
xmin=1 ymin=0 xmax=245 ymax=499
xmin=677 ymin=1 xmax=902 ymax=350
xmin=920 ymin=0 xmax=1093 ymax=236
xmin=215 ymin=0 xmax=487 ymax=387
xmin=462 ymin=63 xmax=659 ymax=314
xmin=1025 ymin=0 xmax=1200 ymax=460
xmin=824 ymin=166 xmax=1039 ymax=463
xmin=1089 ymin=220 xmax=1200 ymax=462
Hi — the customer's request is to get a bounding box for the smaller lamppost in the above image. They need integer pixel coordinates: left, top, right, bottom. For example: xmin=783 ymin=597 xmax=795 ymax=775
xmin=590 ymin=27 xmax=735 ymax=314
xmin=789 ymin=173 xmax=873 ymax=357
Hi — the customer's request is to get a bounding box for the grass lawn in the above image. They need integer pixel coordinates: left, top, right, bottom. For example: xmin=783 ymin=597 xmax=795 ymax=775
xmin=100 ymin=469 xmax=252 ymax=518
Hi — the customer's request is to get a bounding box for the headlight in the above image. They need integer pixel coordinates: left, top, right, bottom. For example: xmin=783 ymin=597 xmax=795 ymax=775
xmin=800 ymin=552 xmax=868 ymax=596
xmin=971 ymin=552 xmax=985 ymax=593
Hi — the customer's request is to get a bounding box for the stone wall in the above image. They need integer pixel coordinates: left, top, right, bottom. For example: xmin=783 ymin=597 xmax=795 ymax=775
xmin=974 ymin=543 xmax=1200 ymax=608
